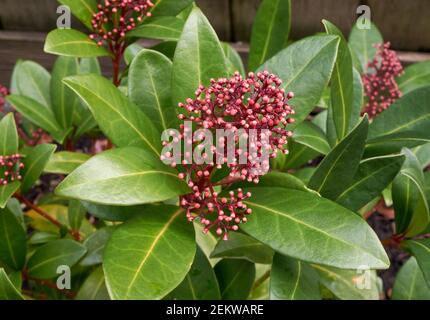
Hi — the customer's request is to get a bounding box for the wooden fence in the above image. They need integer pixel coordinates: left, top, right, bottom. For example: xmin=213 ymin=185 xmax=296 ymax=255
xmin=1 ymin=0 xmax=430 ymax=51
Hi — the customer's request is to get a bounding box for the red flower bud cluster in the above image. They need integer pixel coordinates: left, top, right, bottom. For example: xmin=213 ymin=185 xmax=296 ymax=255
xmin=0 ymin=84 xmax=9 ymax=114
xmin=362 ymin=42 xmax=404 ymax=118
xmin=0 ymin=154 xmax=24 ymax=186
xmin=90 ymin=0 xmax=154 ymax=47
xmin=162 ymin=71 xmax=295 ymax=239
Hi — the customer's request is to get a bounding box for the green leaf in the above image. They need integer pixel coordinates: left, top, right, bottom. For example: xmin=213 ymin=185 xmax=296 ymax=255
xmin=27 ymin=239 xmax=87 ymax=279
xmin=211 ymin=232 xmax=274 ymax=264
xmin=80 ymin=227 xmax=114 ymax=267
xmin=129 ymin=49 xmax=177 ymax=133
xmin=366 ymin=87 xmax=430 ymax=156
xmin=151 ymin=41 xmax=177 ymax=60
xmin=392 ymin=257 xmax=430 ymax=300
xmin=166 ymin=246 xmax=221 ymax=300
xmin=21 ymin=144 xmax=57 ymax=194
xmin=293 ymin=121 xmax=331 ymax=155
xmin=308 ymin=116 xmax=369 ymax=200
xmin=393 ymin=149 xmax=429 ymax=237
xmin=12 ymin=60 xmax=51 ymax=108
xmin=64 ymin=74 xmax=161 ymax=156
xmin=171 ymin=7 xmax=227 ymax=105
xmin=68 ymin=200 xmax=85 ymax=231
xmin=6 ymin=95 xmax=65 ymax=142
xmin=44 ymin=152 xmax=91 ymax=175
xmin=270 ymin=254 xmax=321 ymax=300
xmin=214 ymin=259 xmax=256 ymax=300
xmin=0 ymin=183 xmax=20 ymax=209
xmin=348 ymin=22 xmax=383 ymax=73
xmin=76 ymin=267 xmax=110 ymax=300
xmin=0 ymin=206 xmax=27 ymax=270
xmin=414 ymin=143 xmax=430 ymax=169
xmin=313 ymin=264 xmax=381 ymax=300
xmin=56 ymin=147 xmax=189 ymax=205
xmin=277 ymin=140 xmax=319 ymax=170
xmin=398 ymin=62 xmax=430 ymax=94
xmin=242 ymin=188 xmax=389 ymax=269
xmin=248 ymin=0 xmax=291 ymax=71
xmin=335 ymin=154 xmax=405 ymax=212
xmin=0 ymin=113 xmax=18 ymax=156
xmin=350 ymin=68 xmax=364 ymax=130
xmin=124 ymin=43 xmax=144 ymax=65
xmin=258 ymin=35 xmax=339 ymax=126
xmin=81 ymin=202 xmax=144 ymax=222
xmin=0 ymin=268 xmax=24 ymax=300
xmin=50 ymin=56 xmax=79 ymax=130
xmin=406 ymin=239 xmax=430 ymax=289
xmin=323 ymin=20 xmax=354 ymax=142
xmin=128 ymin=17 xmax=184 ymax=41
xmin=44 ymin=29 xmax=111 ymax=58
xmin=194 ymin=222 xmax=220 ymax=267
xmin=222 ymin=42 xmax=246 ymax=77
xmin=151 ymin=0 xmax=195 ymax=16
xmin=103 ymin=206 xmax=195 ymax=299
xmin=58 ymin=0 xmax=97 ymax=30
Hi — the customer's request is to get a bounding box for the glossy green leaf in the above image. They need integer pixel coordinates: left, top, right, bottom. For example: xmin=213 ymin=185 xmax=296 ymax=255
xmin=278 ymin=140 xmax=319 ymax=170
xmin=323 ymin=20 xmax=354 ymax=142
xmin=392 ymin=257 xmax=430 ymax=300
xmin=27 ymin=239 xmax=87 ymax=279
xmin=398 ymin=61 xmax=430 ymax=94
xmin=80 ymin=227 xmax=114 ymax=267
xmin=313 ymin=264 xmax=380 ymax=300
xmin=350 ymin=67 xmax=364 ymax=130
xmin=366 ymin=87 xmax=430 ymax=156
xmin=0 ymin=113 xmax=18 ymax=156
xmin=222 ymin=42 xmax=245 ymax=77
xmin=44 ymin=29 xmax=111 ymax=57
xmin=64 ymin=74 xmax=161 ymax=156
xmin=0 ymin=269 xmax=24 ymax=300
xmin=211 ymin=232 xmax=274 ymax=264
xmin=12 ymin=60 xmax=51 ymax=108
xmin=6 ymin=95 xmax=65 ymax=142
xmin=21 ymin=144 xmax=56 ymax=194
xmin=151 ymin=41 xmax=177 ymax=60
xmin=58 ymin=0 xmax=97 ymax=29
xmin=194 ymin=222 xmax=220 ymax=267
xmin=406 ymin=239 xmax=430 ymax=289
xmin=308 ymin=116 xmax=369 ymax=200
xmin=128 ymin=17 xmax=184 ymax=41
xmin=81 ymin=202 xmax=145 ymax=222
xmin=336 ymin=154 xmax=405 ymax=212
xmin=414 ymin=143 xmax=430 ymax=169
xmin=166 ymin=246 xmax=221 ymax=300
xmin=0 ymin=206 xmax=27 ymax=270
xmin=348 ymin=22 xmax=383 ymax=73
xmin=214 ymin=259 xmax=256 ymax=300
xmin=171 ymin=7 xmax=227 ymax=105
xmin=259 ymin=35 xmax=339 ymax=126
xmin=103 ymin=206 xmax=196 ymax=299
xmin=56 ymin=147 xmax=189 ymax=205
xmin=270 ymin=254 xmax=321 ymax=300
xmin=242 ymin=188 xmax=389 ymax=269
xmin=44 ymin=152 xmax=91 ymax=175
xmin=151 ymin=0 xmax=195 ymax=16
xmin=393 ymin=149 xmax=429 ymax=237
xmin=129 ymin=49 xmax=177 ymax=133
xmin=76 ymin=267 xmax=110 ymax=300
xmin=124 ymin=43 xmax=144 ymax=65
xmin=50 ymin=56 xmax=79 ymax=130
xmin=293 ymin=121 xmax=331 ymax=155
xmin=0 ymin=182 xmax=20 ymax=209
xmin=249 ymin=0 xmax=291 ymax=71
xmin=68 ymin=200 xmax=86 ymax=231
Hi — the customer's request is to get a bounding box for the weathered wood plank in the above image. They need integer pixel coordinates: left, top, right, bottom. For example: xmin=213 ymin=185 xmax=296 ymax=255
xmin=367 ymin=0 xmax=430 ymax=51
xmin=197 ymin=0 xmax=231 ymax=41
